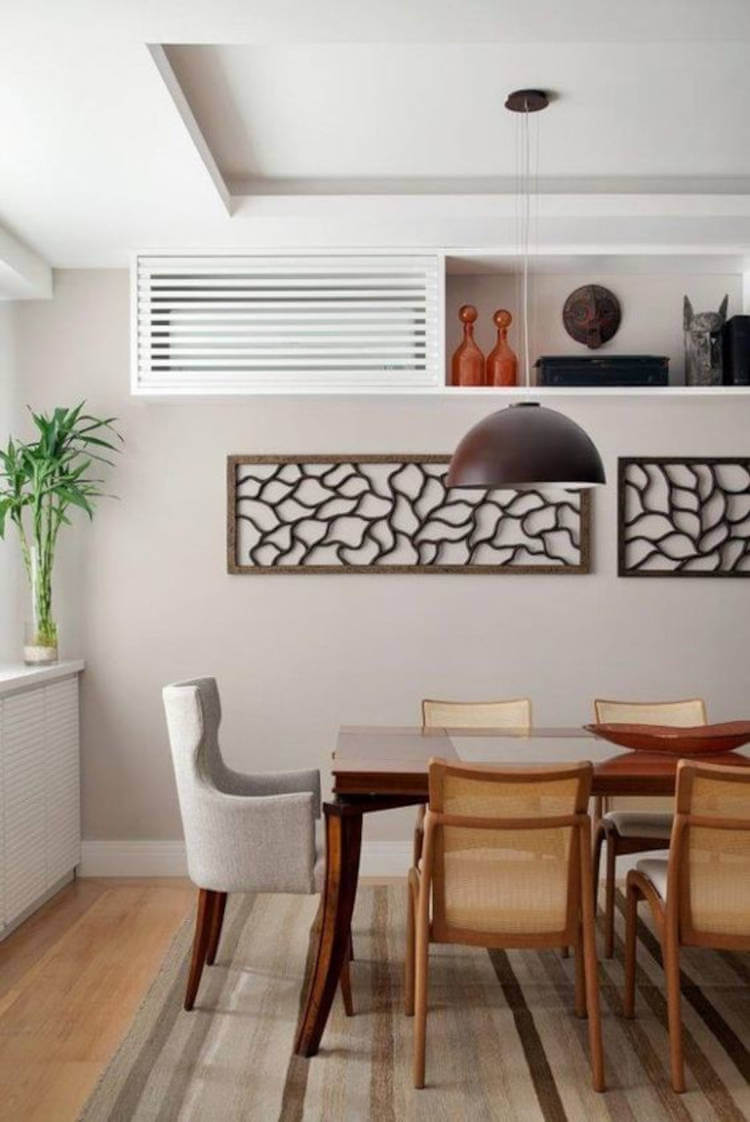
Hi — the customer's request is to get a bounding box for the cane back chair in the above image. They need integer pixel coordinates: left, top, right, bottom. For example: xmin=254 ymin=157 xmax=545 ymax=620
xmin=405 ymin=759 xmax=604 ymax=1091
xmin=624 ymin=760 xmax=750 ymax=1092
xmin=592 ymin=697 xmax=707 ymax=957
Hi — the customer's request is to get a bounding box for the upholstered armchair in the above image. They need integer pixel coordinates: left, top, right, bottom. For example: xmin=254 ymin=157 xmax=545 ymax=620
xmin=162 ymin=676 xmax=352 ymax=1013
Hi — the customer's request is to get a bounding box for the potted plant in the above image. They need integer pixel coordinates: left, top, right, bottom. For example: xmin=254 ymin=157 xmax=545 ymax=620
xmin=0 ymin=403 xmax=121 ymax=664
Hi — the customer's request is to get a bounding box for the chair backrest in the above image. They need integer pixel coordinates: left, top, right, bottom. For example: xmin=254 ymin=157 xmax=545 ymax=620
xmin=422 ymin=697 xmax=532 ymax=729
xmin=594 ymin=697 xmax=707 ymax=726
xmin=670 ymin=761 xmax=750 ymax=945
xmin=163 ymin=676 xmax=226 ymax=797
xmin=162 ymin=677 xmax=233 ymax=867
xmin=424 ymin=759 xmax=591 ymax=944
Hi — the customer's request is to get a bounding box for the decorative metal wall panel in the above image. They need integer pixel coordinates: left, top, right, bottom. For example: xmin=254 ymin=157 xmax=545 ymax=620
xmin=619 ymin=457 xmax=750 ymax=577
xmin=228 ymin=455 xmax=590 ymax=574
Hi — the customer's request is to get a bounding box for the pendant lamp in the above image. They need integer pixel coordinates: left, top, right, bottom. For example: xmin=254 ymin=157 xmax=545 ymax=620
xmin=446 ymin=401 xmax=605 ymax=489
xmin=447 ymin=90 xmax=606 ymax=491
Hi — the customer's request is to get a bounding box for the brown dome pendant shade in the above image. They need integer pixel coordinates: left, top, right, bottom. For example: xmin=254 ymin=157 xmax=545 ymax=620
xmin=446 ymin=403 xmax=606 ymax=490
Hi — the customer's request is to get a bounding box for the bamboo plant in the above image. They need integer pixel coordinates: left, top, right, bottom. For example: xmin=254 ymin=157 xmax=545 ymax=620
xmin=0 ymin=403 xmax=122 ymax=661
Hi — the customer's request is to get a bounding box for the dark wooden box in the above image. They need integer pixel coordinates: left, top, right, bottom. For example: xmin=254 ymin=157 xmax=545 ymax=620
xmin=534 ymin=355 xmax=669 ymax=387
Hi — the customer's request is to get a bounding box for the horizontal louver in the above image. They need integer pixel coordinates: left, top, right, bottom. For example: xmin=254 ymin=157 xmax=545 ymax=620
xmin=133 ymin=254 xmax=441 ymax=393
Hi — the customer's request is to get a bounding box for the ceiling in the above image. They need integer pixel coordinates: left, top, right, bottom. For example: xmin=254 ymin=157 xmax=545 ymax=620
xmin=3 ymin=0 xmax=750 ymax=286
xmin=166 ymin=43 xmax=750 ymax=187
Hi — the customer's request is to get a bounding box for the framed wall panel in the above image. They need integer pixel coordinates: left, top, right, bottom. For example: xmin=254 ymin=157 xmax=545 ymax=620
xmin=619 ymin=456 xmax=750 ymax=577
xmin=228 ymin=455 xmax=591 ymax=574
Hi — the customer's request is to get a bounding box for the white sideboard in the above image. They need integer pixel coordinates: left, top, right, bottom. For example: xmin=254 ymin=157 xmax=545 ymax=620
xmin=0 ymin=660 xmax=84 ymax=939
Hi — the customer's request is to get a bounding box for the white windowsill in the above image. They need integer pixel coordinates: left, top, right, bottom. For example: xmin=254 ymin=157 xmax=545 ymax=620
xmin=0 ymin=659 xmax=85 ymax=697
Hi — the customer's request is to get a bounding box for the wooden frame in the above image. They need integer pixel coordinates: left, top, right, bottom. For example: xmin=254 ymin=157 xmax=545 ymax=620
xmin=227 ymin=454 xmax=592 ymax=574
xmin=618 ymin=456 xmax=750 ymax=578
xmin=404 ymin=759 xmax=604 ymax=1092
xmin=624 ymin=760 xmax=750 ymax=1093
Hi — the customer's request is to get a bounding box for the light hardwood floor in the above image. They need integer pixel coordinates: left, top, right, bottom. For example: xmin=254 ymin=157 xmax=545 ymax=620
xmin=0 ymin=877 xmax=194 ymax=1122
xmin=0 ymin=874 xmax=395 ymax=1122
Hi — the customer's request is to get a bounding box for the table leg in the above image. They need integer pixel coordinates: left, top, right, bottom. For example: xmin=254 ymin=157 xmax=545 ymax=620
xmin=294 ymin=803 xmax=363 ymax=1056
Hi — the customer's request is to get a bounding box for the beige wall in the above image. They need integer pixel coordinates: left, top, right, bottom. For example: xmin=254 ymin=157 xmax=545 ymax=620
xmin=10 ymin=269 xmax=750 ymax=843
xmin=0 ymin=303 xmax=21 ymax=661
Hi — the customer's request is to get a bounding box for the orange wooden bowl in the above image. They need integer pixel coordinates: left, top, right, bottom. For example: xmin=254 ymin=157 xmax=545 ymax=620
xmin=584 ymin=721 xmax=750 ymax=756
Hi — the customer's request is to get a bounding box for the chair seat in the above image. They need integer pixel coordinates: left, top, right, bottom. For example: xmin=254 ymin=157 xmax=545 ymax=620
xmin=636 ymin=857 xmax=668 ymax=900
xmin=604 ymin=810 xmax=673 ymax=840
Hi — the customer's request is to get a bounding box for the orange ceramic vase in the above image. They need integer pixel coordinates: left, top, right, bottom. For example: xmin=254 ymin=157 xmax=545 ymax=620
xmin=486 ymin=309 xmax=518 ymax=386
xmin=451 ymin=305 xmax=484 ymax=386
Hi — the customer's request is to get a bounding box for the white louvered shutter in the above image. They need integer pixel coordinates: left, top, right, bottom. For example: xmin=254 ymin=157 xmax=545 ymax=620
xmin=133 ymin=254 xmax=441 ymax=393
xmin=2 ymin=690 xmax=47 ymax=924
xmin=0 ymin=678 xmax=81 ymax=931
xmin=45 ymin=679 xmax=81 ymax=884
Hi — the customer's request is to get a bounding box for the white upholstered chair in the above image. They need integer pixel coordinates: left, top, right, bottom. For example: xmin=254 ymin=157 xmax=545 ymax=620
xmin=162 ymin=676 xmax=352 ymax=1012
xmin=592 ymin=697 xmax=707 ymax=957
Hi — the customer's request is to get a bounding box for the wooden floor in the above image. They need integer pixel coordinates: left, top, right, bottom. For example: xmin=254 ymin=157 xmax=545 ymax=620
xmin=0 ymin=875 xmax=398 ymax=1122
xmin=0 ymin=877 xmax=194 ymax=1122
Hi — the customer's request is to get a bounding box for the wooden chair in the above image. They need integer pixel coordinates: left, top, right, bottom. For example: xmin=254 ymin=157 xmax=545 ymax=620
xmin=162 ymin=677 xmax=353 ymax=1013
xmin=592 ymin=697 xmax=707 ymax=957
xmin=405 ymin=758 xmax=604 ymax=1091
xmin=415 ymin=697 xmax=532 ymax=864
xmin=624 ymin=760 xmax=750 ymax=1092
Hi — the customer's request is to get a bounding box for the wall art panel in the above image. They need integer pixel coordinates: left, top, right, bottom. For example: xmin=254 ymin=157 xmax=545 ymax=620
xmin=228 ymin=455 xmax=591 ymax=574
xmin=619 ymin=456 xmax=750 ymax=577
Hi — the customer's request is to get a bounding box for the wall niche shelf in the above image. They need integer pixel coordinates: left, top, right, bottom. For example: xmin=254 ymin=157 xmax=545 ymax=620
xmin=439 ymin=385 xmax=750 ymax=397
xmin=131 ymin=250 xmax=750 ymax=397
xmin=135 ymin=384 xmax=750 ymax=399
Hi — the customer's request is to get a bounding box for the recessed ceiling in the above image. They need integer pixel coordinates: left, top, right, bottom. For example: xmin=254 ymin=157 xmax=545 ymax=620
xmin=164 ymin=43 xmax=750 ymax=192
xmin=3 ymin=1 xmax=750 ymax=271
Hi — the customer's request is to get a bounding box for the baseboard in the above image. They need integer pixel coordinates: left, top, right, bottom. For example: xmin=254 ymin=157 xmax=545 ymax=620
xmin=79 ymin=839 xmax=663 ymax=880
xmin=79 ymin=839 xmax=413 ymax=879
xmin=80 ymin=840 xmax=189 ymax=877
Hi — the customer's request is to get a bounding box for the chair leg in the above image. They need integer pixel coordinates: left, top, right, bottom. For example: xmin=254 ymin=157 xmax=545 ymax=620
xmin=604 ymin=835 xmax=617 ymax=958
xmin=412 ymin=806 xmax=425 ymax=867
xmin=348 ymin=927 xmax=354 ymax=961
xmin=580 ymin=827 xmax=605 ymax=1092
xmin=664 ymin=927 xmax=685 ymax=1093
xmin=592 ymin=823 xmax=606 ymax=915
xmin=206 ymin=891 xmax=227 ymax=965
xmin=623 ymin=875 xmax=638 ymax=1018
xmin=593 ymin=795 xmax=604 ymax=829
xmin=404 ymin=875 xmax=416 ymax=1016
xmin=413 ymin=894 xmax=429 ymax=1088
xmin=185 ymin=888 xmax=216 ymax=1011
xmin=574 ymin=923 xmax=587 ymax=1018
xmin=339 ymin=953 xmax=354 ymax=1016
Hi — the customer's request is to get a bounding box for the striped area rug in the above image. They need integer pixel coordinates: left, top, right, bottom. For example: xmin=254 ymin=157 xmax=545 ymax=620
xmin=79 ymin=886 xmax=750 ymax=1122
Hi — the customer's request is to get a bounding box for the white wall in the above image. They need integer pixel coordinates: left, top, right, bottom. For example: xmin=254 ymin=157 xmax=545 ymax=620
xmin=11 ymin=269 xmax=750 ymax=846
xmin=0 ymin=304 xmax=21 ymax=660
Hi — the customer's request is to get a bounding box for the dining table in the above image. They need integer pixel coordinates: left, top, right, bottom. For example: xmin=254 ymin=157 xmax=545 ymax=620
xmin=293 ymin=723 xmax=750 ymax=1057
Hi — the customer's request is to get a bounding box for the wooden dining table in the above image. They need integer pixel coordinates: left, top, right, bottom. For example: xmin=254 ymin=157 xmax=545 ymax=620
xmin=293 ymin=724 xmax=750 ymax=1057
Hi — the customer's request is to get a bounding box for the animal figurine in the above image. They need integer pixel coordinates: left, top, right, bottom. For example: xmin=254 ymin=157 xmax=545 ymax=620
xmin=684 ymin=295 xmax=728 ymax=386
